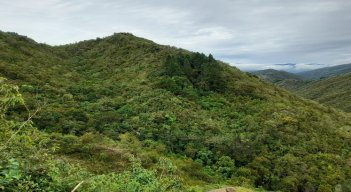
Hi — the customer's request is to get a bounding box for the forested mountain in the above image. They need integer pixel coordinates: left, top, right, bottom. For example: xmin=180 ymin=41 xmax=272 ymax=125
xmin=251 ymin=66 xmax=351 ymax=112
xmin=298 ymin=63 xmax=351 ymax=80
xmin=1 ymin=31 xmax=351 ymax=192
xmin=294 ymin=72 xmax=351 ymax=112
xmin=251 ymin=69 xmax=306 ymax=90
xmin=251 ymin=69 xmax=303 ymax=83
xmin=252 ymin=63 xmax=351 ymax=83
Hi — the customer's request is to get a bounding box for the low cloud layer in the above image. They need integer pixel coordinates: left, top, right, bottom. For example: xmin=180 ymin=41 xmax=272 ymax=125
xmin=1 ymin=0 xmax=351 ymax=71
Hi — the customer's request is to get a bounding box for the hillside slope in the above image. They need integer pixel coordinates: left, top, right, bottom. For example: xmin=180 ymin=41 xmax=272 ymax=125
xmin=251 ymin=69 xmax=303 ymax=83
xmin=0 ymin=31 xmax=351 ymax=192
xmin=294 ymin=72 xmax=351 ymax=112
xmin=251 ymin=69 xmax=306 ymax=90
xmin=251 ymin=67 xmax=351 ymax=112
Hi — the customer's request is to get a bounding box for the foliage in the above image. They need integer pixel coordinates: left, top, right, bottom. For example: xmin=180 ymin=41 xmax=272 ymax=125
xmin=164 ymin=53 xmax=227 ymax=93
xmin=0 ymin=78 xmax=187 ymax=191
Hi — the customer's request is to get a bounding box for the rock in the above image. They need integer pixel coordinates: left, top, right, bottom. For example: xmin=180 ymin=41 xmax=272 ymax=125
xmin=208 ymin=187 xmax=236 ymax=192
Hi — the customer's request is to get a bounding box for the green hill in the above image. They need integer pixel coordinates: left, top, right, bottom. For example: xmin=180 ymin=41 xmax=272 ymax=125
xmin=294 ymin=72 xmax=351 ymax=112
xmin=251 ymin=69 xmax=303 ymax=83
xmin=251 ymin=69 xmax=306 ymax=90
xmin=1 ymin=31 xmax=351 ymax=192
xmin=251 ymin=68 xmax=351 ymax=112
xmin=298 ymin=63 xmax=351 ymax=80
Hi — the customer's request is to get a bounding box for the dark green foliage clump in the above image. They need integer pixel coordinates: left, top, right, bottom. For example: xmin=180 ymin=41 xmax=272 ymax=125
xmin=163 ymin=53 xmax=227 ymax=93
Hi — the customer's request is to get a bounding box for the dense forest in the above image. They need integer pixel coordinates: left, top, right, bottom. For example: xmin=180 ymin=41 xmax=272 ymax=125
xmin=0 ymin=31 xmax=351 ymax=192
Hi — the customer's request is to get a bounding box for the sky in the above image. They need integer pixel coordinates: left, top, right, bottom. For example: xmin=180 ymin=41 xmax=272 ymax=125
xmin=1 ymin=0 xmax=351 ymax=72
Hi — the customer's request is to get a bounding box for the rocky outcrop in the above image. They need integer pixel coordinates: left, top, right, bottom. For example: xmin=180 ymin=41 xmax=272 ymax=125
xmin=208 ymin=187 xmax=236 ymax=192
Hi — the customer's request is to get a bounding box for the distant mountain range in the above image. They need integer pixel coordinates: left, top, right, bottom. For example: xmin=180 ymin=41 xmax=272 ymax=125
xmin=251 ymin=69 xmax=303 ymax=83
xmin=298 ymin=63 xmax=351 ymax=80
xmin=251 ymin=69 xmax=306 ymax=90
xmin=251 ymin=64 xmax=351 ymax=112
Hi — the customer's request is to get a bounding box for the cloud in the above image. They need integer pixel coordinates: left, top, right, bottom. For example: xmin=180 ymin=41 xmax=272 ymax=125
xmin=275 ymin=64 xmax=297 ymax=68
xmin=0 ymin=0 xmax=351 ymax=71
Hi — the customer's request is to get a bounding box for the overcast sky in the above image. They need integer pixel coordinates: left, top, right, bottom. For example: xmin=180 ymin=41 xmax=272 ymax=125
xmin=1 ymin=0 xmax=351 ymax=71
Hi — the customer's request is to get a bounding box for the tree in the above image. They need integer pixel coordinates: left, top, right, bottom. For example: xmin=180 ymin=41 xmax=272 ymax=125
xmin=165 ymin=56 xmax=183 ymax=77
xmin=214 ymin=156 xmax=235 ymax=178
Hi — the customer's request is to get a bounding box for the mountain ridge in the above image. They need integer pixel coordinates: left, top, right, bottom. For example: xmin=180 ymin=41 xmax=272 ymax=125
xmin=294 ymin=72 xmax=351 ymax=112
xmin=298 ymin=63 xmax=351 ymax=80
xmin=251 ymin=65 xmax=351 ymax=112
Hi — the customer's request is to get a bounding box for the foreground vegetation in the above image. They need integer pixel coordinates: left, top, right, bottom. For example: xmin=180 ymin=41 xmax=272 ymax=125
xmin=0 ymin=78 xmax=261 ymax=191
xmin=1 ymin=31 xmax=351 ymax=191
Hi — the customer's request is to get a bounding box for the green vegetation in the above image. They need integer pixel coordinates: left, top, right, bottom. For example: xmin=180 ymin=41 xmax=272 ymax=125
xmin=0 ymin=78 xmax=192 ymax=191
xmin=251 ymin=69 xmax=303 ymax=83
xmin=1 ymin=31 xmax=351 ymax=191
xmin=294 ymin=73 xmax=351 ymax=112
xmin=252 ymin=68 xmax=351 ymax=112
xmin=251 ymin=69 xmax=306 ymax=90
